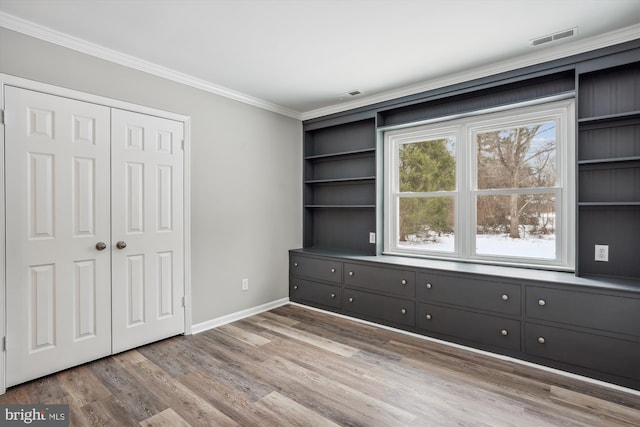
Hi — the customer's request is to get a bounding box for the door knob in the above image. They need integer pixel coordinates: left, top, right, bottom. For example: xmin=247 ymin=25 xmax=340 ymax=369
xmin=95 ymin=242 xmax=107 ymax=251
xmin=116 ymin=241 xmax=127 ymax=249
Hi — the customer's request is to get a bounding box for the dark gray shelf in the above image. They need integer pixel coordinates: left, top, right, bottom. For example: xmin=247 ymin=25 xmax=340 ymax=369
xmin=578 ymin=156 xmax=640 ymax=165
xmin=305 ymin=148 xmax=375 ymax=160
xmin=579 ymin=202 xmax=640 ymax=207
xmin=305 ymin=176 xmax=376 ymax=184
xmin=578 ymin=111 xmax=640 ymax=124
xmin=305 ymin=205 xmax=375 ymax=208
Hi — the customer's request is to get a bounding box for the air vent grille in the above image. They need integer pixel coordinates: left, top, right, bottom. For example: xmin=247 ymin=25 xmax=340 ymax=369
xmin=531 ymin=27 xmax=577 ymax=47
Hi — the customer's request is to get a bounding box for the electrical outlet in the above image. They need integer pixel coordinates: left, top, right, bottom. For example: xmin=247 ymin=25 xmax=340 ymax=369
xmin=594 ymin=245 xmax=609 ymax=262
xmin=242 ymin=278 xmax=249 ymax=291
xmin=369 ymin=232 xmax=376 ymax=244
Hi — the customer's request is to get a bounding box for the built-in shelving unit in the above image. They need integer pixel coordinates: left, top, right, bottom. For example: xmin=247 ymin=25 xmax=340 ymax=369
xmin=303 ymin=118 xmax=377 ymax=254
xmin=577 ymin=59 xmax=640 ymax=279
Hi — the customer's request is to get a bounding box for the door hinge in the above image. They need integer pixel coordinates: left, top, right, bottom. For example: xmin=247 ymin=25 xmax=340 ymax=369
xmin=2 ymin=336 xmax=5 ymax=352
xmin=181 ymin=139 xmax=185 ymax=150
xmin=0 ymin=109 xmax=4 ymax=125
xmin=181 ymin=296 xmax=186 ymax=308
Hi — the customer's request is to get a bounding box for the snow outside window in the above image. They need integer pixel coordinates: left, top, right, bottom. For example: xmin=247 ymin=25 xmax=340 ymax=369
xmin=384 ymin=98 xmax=575 ymax=270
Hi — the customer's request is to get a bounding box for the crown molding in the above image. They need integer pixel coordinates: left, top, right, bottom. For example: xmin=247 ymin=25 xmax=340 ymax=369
xmin=301 ymin=24 xmax=640 ymax=121
xmin=0 ymin=11 xmax=303 ymax=120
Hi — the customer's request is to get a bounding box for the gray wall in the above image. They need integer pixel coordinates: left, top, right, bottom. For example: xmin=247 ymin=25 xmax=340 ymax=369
xmin=0 ymin=28 xmax=302 ymax=325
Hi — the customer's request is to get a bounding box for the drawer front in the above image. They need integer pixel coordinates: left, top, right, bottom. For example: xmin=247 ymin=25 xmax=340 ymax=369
xmin=417 ymin=303 xmax=520 ymax=351
xmin=290 ymin=256 xmax=342 ymax=284
xmin=526 ymin=287 xmax=640 ymax=336
xmin=344 ymin=263 xmax=415 ymax=298
xmin=417 ymin=272 xmax=521 ymax=315
xmin=526 ymin=323 xmax=640 ymax=380
xmin=343 ymin=289 xmax=415 ymax=327
xmin=290 ymin=278 xmax=342 ymax=309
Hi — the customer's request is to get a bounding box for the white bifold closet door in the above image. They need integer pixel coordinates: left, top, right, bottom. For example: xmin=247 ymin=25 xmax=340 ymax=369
xmin=5 ymin=87 xmax=184 ymax=387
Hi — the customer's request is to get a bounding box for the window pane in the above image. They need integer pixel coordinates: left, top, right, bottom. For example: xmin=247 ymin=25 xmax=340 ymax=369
xmin=398 ymin=197 xmax=455 ymax=252
xmin=399 ymin=137 xmax=455 ymax=192
xmin=477 ymin=122 xmax=556 ymax=190
xmin=476 ymin=194 xmax=556 ymax=259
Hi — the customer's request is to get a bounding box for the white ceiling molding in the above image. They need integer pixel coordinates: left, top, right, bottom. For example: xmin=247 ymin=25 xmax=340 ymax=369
xmin=0 ymin=11 xmax=303 ymax=120
xmin=301 ymin=24 xmax=640 ymax=121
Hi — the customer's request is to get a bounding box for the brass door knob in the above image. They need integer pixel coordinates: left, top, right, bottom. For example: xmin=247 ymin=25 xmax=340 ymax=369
xmin=95 ymin=242 xmax=107 ymax=251
xmin=116 ymin=241 xmax=127 ymax=249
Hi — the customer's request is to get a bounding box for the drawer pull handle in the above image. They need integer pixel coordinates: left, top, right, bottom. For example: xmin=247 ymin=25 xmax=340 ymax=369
xmin=348 ymin=271 xmax=354 ymax=276
xmin=501 ymin=329 xmax=508 ymax=336
xmin=348 ymin=297 xmax=354 ymax=303
xmin=330 ymin=293 xmax=336 ymax=299
xmin=501 ymin=294 xmax=509 ymax=301
xmin=401 ymin=308 xmax=407 ymax=315
xmin=293 ymin=262 xmax=299 ymax=267
xmin=538 ymin=337 xmax=545 ymax=344
xmin=401 ymin=279 xmax=407 ymax=285
xmin=293 ymin=285 xmax=298 ymax=290
xmin=426 ymin=283 xmax=432 ymax=289
xmin=425 ymin=314 xmax=432 ymax=320
xmin=331 ymin=268 xmax=336 ymax=273
xmin=538 ymin=299 xmax=546 ymax=306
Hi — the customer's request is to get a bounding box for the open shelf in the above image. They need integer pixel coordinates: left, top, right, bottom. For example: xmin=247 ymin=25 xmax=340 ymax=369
xmin=578 ymin=202 xmax=640 ymax=207
xmin=578 ymin=111 xmax=640 ymax=124
xmin=578 ymin=156 xmax=640 ymax=165
xmin=305 ymin=148 xmax=376 ymax=160
xmin=303 ymin=117 xmax=377 ymax=255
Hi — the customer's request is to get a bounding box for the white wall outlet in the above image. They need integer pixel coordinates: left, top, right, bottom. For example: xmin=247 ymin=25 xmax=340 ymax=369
xmin=594 ymin=245 xmax=609 ymax=262
xmin=242 ymin=278 xmax=249 ymax=291
xmin=369 ymin=232 xmax=376 ymax=244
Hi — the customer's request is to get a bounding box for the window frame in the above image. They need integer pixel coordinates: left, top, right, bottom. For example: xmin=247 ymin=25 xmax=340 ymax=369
xmin=383 ymin=98 xmax=575 ymax=270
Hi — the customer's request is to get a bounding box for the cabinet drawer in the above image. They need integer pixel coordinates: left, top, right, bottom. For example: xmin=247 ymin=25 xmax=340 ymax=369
xmin=417 ymin=303 xmax=520 ymax=351
xmin=343 ymin=289 xmax=415 ymax=327
xmin=526 ymin=323 xmax=640 ymax=380
xmin=344 ymin=263 xmax=415 ymax=298
xmin=417 ymin=272 xmax=520 ymax=315
xmin=290 ymin=279 xmax=341 ymax=309
xmin=526 ymin=287 xmax=640 ymax=336
xmin=290 ymin=256 xmax=342 ymax=284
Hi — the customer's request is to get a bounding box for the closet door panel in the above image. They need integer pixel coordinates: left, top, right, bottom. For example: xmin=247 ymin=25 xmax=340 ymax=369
xmin=5 ymin=87 xmax=112 ymax=387
xmin=111 ymin=109 xmax=185 ymax=353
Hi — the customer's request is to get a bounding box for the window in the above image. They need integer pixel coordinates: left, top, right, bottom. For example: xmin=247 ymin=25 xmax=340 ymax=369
xmin=384 ymin=99 xmax=575 ymax=269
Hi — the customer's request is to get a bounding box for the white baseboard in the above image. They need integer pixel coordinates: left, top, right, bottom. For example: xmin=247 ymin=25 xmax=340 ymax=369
xmin=191 ymin=297 xmax=290 ymax=334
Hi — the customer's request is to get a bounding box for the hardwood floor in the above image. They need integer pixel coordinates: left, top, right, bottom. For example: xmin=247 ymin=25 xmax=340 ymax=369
xmin=1 ymin=304 xmax=639 ymax=426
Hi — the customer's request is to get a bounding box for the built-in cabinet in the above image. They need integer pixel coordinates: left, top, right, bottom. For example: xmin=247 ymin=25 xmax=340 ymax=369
xmin=303 ymin=118 xmax=377 ymax=254
xmin=293 ymin=43 xmax=640 ymax=391
xmin=577 ymin=58 xmax=640 ymax=279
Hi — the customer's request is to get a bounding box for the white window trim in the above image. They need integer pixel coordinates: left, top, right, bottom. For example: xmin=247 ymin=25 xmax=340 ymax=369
xmin=384 ymin=98 xmax=575 ymax=271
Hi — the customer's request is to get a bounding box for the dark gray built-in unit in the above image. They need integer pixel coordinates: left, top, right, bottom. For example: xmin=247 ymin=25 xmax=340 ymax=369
xmin=577 ymin=58 xmax=640 ymax=279
xmin=304 ymin=118 xmax=377 ymax=254
xmin=292 ymin=41 xmax=640 ymax=390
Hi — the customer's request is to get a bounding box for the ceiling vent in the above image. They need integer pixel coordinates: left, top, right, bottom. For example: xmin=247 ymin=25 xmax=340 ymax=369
xmin=339 ymin=90 xmax=363 ymax=100
xmin=530 ymin=27 xmax=577 ymax=47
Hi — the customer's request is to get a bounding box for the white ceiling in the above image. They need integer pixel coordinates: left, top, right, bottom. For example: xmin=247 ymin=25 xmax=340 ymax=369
xmin=1 ymin=0 xmax=639 ymax=119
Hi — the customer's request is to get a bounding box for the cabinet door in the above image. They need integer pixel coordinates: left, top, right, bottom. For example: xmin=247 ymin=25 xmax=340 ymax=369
xmin=526 ymin=323 xmax=640 ymax=380
xmin=111 ymin=109 xmax=185 ymax=353
xmin=344 ymin=263 xmax=415 ymax=298
xmin=417 ymin=272 xmax=520 ymax=315
xmin=526 ymin=286 xmax=640 ymax=336
xmin=290 ymin=279 xmax=342 ymax=309
xmin=290 ymin=256 xmax=342 ymax=284
xmin=417 ymin=304 xmax=520 ymax=351
xmin=343 ymin=289 xmax=415 ymax=327
xmin=5 ymin=87 xmax=112 ymax=386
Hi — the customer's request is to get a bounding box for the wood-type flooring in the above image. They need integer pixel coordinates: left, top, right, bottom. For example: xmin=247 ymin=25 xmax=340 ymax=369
xmin=1 ymin=304 xmax=639 ymax=426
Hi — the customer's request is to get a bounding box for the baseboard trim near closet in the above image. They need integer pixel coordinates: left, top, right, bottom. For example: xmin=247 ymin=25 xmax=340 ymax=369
xmin=191 ymin=297 xmax=290 ymax=334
